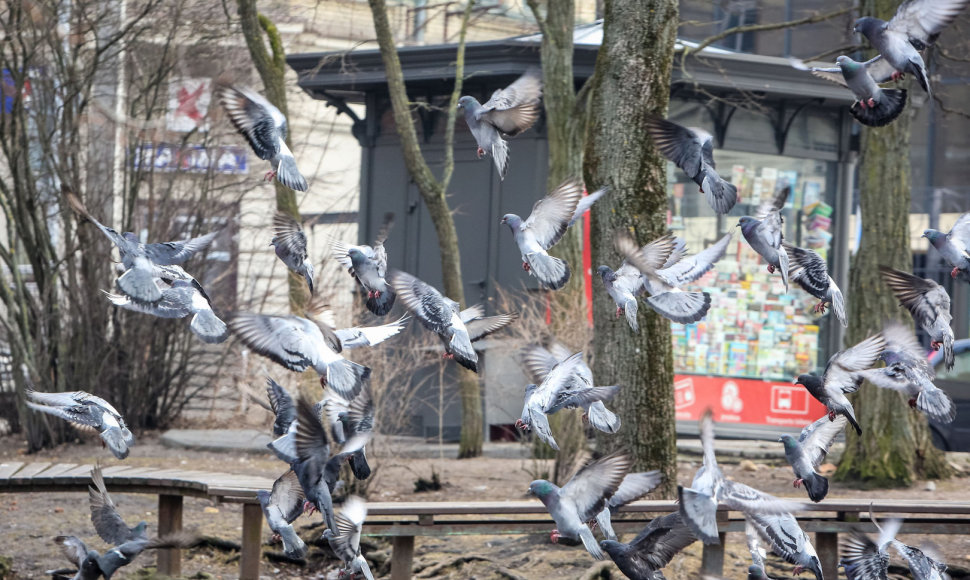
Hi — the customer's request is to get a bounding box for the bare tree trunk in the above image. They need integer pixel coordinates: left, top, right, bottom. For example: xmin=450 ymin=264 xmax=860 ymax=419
xmin=367 ymin=0 xmax=483 ymax=457
xmin=835 ymin=0 xmax=950 ymax=486
xmin=584 ymin=0 xmax=679 ymax=497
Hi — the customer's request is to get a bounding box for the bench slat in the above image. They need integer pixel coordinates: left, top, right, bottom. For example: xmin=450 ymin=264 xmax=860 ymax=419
xmin=9 ymin=462 xmax=53 ymax=481
xmin=31 ymin=463 xmax=79 ymax=479
xmin=0 ymin=461 xmax=25 ymax=479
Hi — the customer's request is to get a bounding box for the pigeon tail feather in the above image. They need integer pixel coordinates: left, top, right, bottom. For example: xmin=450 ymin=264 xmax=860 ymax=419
xmin=275 ymin=150 xmax=308 ymax=192
xmin=325 ymin=360 xmax=371 ymax=401
xmin=803 ymin=473 xmax=829 ymax=503
xmin=778 ymin=244 xmax=790 ymax=292
xmin=678 ymin=485 xmax=720 ymax=545
xmin=579 ymin=525 xmax=606 ymax=560
xmin=190 ymin=310 xmax=230 ymax=344
xmin=526 ymin=252 xmax=571 ymax=290
xmin=844 ymin=407 xmax=863 ymax=436
xmin=917 ymin=388 xmax=956 ymax=424
xmin=349 ymin=449 xmax=371 ymax=480
xmin=365 ymin=289 xmax=396 ymax=316
xmin=829 ymin=281 xmax=847 ymax=327
xmin=492 ymin=138 xmax=510 ymax=180
xmin=646 ymin=291 xmax=711 ymax=324
xmin=623 ymin=299 xmax=639 ymax=333
xmin=278 ymin=523 xmax=308 ymax=558
xmin=702 ymin=174 xmax=738 ymax=215
xmin=587 ymin=400 xmax=620 ymax=434
xmin=943 ymin=332 xmax=955 ymax=371
xmin=849 ymin=88 xmax=907 ymax=127
xmin=116 ymin=267 xmax=162 ymax=304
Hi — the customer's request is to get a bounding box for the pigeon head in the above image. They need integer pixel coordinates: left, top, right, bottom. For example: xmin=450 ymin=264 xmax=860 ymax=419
xmin=737 ymin=216 xmax=760 ymax=234
xmin=806 ymin=556 xmax=824 ymax=580
xmin=131 ymin=520 xmax=148 ymax=537
xmin=853 ymin=17 xmax=881 ymax=37
xmin=778 ymin=434 xmax=798 ymax=451
xmin=747 ymin=565 xmax=766 ymax=579
xmin=102 ymin=426 xmax=131 ymax=459
xmin=835 ymin=55 xmax=859 ymax=71
xmin=528 ymin=479 xmax=556 ymax=501
xmin=596 ymin=265 xmax=614 ymax=280
xmin=347 ymin=247 xmax=369 ymax=267
xmin=457 ymin=95 xmax=478 ymax=110
xmin=122 ymin=231 xmax=139 ymax=243
xmin=599 ymin=539 xmax=624 ymax=558
xmin=501 ymin=214 xmax=522 ymax=230
xmin=922 ymin=229 xmax=945 ymax=246
xmin=794 ymin=373 xmax=823 ymax=391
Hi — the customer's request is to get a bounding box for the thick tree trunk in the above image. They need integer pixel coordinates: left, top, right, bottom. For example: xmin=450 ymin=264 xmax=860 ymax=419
xmin=836 ymin=0 xmax=950 ymax=485
xmin=584 ymin=0 xmax=679 ymax=497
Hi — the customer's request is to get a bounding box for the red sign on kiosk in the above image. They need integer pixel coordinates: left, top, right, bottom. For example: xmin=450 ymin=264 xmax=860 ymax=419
xmin=674 ymin=374 xmax=826 ymax=427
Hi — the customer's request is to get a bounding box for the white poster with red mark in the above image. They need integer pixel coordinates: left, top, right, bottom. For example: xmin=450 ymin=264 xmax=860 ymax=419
xmin=167 ymin=78 xmax=211 ymax=133
xmin=673 ymin=374 xmax=826 ymax=427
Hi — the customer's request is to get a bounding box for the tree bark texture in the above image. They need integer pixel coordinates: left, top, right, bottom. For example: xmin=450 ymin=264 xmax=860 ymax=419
xmin=584 ymin=0 xmax=679 ymax=497
xmin=367 ymin=0 xmax=483 ymax=457
xmin=835 ymin=0 xmax=949 ymax=485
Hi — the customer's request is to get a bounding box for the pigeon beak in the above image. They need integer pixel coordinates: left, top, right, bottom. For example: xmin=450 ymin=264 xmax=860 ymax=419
xmin=792 ymin=377 xmax=799 ymax=384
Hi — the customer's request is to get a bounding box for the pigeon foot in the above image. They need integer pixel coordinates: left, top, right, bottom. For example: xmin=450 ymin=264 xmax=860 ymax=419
xmin=827 ymin=411 xmax=837 ymax=421
xmin=443 ymin=352 xmax=455 ymax=360
xmin=793 ymin=565 xmax=805 ymax=575
xmin=859 ymin=99 xmax=868 ymax=110
xmin=931 ymin=341 xmax=941 ymax=350
xmin=814 ymin=301 xmax=828 ymax=314
xmin=581 ymin=413 xmax=589 ymax=424
xmin=952 ymin=267 xmax=961 ymax=279
xmin=550 ymin=529 xmax=561 ymax=544
xmin=793 ymin=479 xmax=803 ymax=488
xmin=615 ymin=306 xmax=623 ymax=318
xmin=891 ymin=71 xmax=904 ymax=81
xmin=303 ymin=500 xmax=317 ymax=515
xmin=271 ymin=532 xmax=281 ymax=542
xmin=522 ymin=262 xmax=531 ymax=272
xmin=367 ymin=290 xmax=375 ymax=299
xmin=867 ymin=98 xmax=876 ymax=108
xmin=766 ymin=264 xmax=775 ymax=274
xmin=476 ymin=147 xmax=485 ymax=159
xmin=264 ymin=170 xmax=277 ymax=182
xmin=909 ymin=398 xmax=918 ymax=409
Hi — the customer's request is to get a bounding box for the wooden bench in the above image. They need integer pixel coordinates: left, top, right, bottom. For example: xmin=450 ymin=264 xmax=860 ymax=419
xmin=4 ymin=462 xmax=969 ymax=579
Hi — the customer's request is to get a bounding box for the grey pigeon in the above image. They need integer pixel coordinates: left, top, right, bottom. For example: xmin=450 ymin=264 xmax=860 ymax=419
xmin=858 ymin=322 xmax=956 ymax=424
xmin=597 ymin=260 xmax=648 ymax=333
xmin=746 ymin=510 xmax=823 ymax=580
xmin=322 ymin=384 xmax=374 ymax=480
xmin=528 ymin=452 xmax=635 ymax=560
xmin=271 ymin=212 xmax=314 ymax=293
xmin=88 ymin=465 xmax=147 ymax=546
xmin=457 ymin=68 xmax=542 ymax=179
xmin=809 ymin=56 xmax=907 ymax=127
xmin=892 ymin=540 xmax=949 ymax=580
xmin=794 ymin=332 xmax=887 ymax=436
xmin=66 ymin=190 xmax=218 ymax=305
xmin=103 ymin=280 xmax=229 ymax=344
xmin=388 ymin=269 xmax=517 ymax=373
xmin=854 ymin=0 xmax=970 ymax=98
xmin=923 ymin=213 xmax=970 ymax=282
xmin=738 ymin=185 xmax=790 ymax=291
xmin=784 ymin=242 xmax=847 ymax=326
xmin=50 ymin=535 xmax=101 ymax=580
xmin=51 ymin=533 xmax=197 ymax=580
xmin=502 ymin=179 xmax=605 ymax=290
xmin=599 ymin=512 xmax=697 ymax=580
xmin=26 ymin=389 xmax=134 ymax=460
xmin=323 ymin=495 xmax=376 ymax=580
xmin=569 ymin=186 xmax=611 ymax=227
xmin=614 ymin=231 xmax=732 ymax=324
xmin=257 ymin=469 xmax=307 ymax=559
xmin=265 ymin=378 xmax=296 ymax=437
xmin=331 ymin=212 xmax=396 ymax=316
xmin=840 ymin=518 xmax=902 ymax=580
xmin=593 ymin=470 xmax=663 ymax=541
xmin=779 ymin=414 xmax=847 ymax=502
xmin=520 ymin=342 xmax=621 ymax=434
xmin=645 ymin=115 xmax=738 ymax=214
xmin=216 ymin=83 xmax=308 ymax=191
xmin=745 ymin=520 xmax=776 ymax=580
xmin=679 ymin=410 xmax=803 ymax=545
xmin=881 ymin=265 xmax=954 ymax=370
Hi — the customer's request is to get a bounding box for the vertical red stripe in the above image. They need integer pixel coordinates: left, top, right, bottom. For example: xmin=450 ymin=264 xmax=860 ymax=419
xmin=583 ymin=190 xmax=593 ymax=327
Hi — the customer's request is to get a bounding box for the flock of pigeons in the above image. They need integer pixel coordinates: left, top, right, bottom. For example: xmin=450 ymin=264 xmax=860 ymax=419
xmin=22 ymin=1 xmax=970 ymax=576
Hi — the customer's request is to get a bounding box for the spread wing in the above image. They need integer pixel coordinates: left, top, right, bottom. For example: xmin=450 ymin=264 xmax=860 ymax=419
xmin=798 ymin=414 xmax=847 ymax=469
xmin=520 ymin=344 xmax=561 ymax=383
xmin=142 ymin=230 xmax=219 ymax=265
xmin=335 ymin=316 xmax=409 ymax=349
xmin=216 ymin=84 xmax=284 ymax=160
xmin=387 ymin=270 xmax=454 ymax=336
xmin=880 ymin=266 xmax=951 ymax=327
xmin=462 ymin=310 xmax=518 ymax=342
xmin=658 ymin=233 xmax=731 ymax=287
xmin=521 ymin=179 xmax=584 ymax=250
xmin=89 ymin=464 xmax=138 ymax=545
xmin=948 ymin=212 xmax=970 ymax=251
xmin=479 ymin=68 xmax=542 ymax=136
xmin=615 ymin=232 xmax=679 ymax=275
xmin=645 ymin=115 xmax=706 ymax=178
xmin=270 ymin=469 xmax=306 ymax=524
xmin=560 ymin=452 xmax=631 ymax=522
xmin=888 ymin=0 xmax=969 ymax=47
xmin=784 ymin=242 xmax=829 ymax=300
xmin=230 ymin=313 xmax=336 ymax=373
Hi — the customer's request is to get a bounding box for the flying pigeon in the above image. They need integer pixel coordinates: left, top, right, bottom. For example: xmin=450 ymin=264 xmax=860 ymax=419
xmin=388 ymin=269 xmax=517 ymax=372
xmin=502 ymin=179 xmax=606 ymax=290
xmin=528 ymin=452 xmax=635 ymax=560
xmin=593 ymin=470 xmax=663 ymax=541
xmin=854 ymin=0 xmax=970 ymax=98
xmin=103 ymin=280 xmax=229 ymax=344
xmin=519 ymin=342 xmax=621 ymax=434
xmin=645 ymin=115 xmax=738 ymax=214
xmin=323 ymin=495 xmax=376 ymax=580
xmin=265 ymin=378 xmax=296 ymax=437
xmin=738 ymin=185 xmax=790 ymax=291
xmin=892 ymin=539 xmax=949 ymax=580
xmin=784 ymin=241 xmax=847 ymax=326
xmin=257 ymin=469 xmax=307 ymax=559
xmin=746 ymin=510 xmax=823 ymax=580
xmin=322 ymin=384 xmax=374 ymax=480
xmin=794 ymin=332 xmax=887 ymax=435
xmin=840 ymin=518 xmax=902 ymax=580
xmin=612 ymin=231 xmax=732 ymax=324
xmin=89 ymin=465 xmax=147 ymax=546
xmin=808 ymin=55 xmax=907 ymax=127
xmin=65 ymin=190 xmax=218 ymax=305
xmin=26 ymin=390 xmax=134 ymax=460
xmin=779 ymin=414 xmax=847 ymax=502
xmin=331 ymin=212 xmax=396 ymax=316
xmin=881 ymin=266 xmax=954 ymax=370
xmin=271 ymin=212 xmax=314 ymax=293
xmin=679 ymin=410 xmax=803 ymax=545
xmin=216 ymin=83 xmax=308 ymax=191
xmin=457 ymin=68 xmax=542 ymax=179
xmin=858 ymin=322 xmax=956 ymax=424
xmin=599 ymin=512 xmax=697 ymax=580
xmin=923 ymin=213 xmax=970 ymax=282
xmin=51 ymin=533 xmax=198 ymax=580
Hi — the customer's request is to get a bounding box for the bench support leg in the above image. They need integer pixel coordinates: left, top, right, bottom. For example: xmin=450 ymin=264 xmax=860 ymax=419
xmin=391 ymin=536 xmax=415 ymax=580
xmin=817 ymin=531 xmax=839 ymax=580
xmin=241 ymin=502 xmax=263 ymax=580
xmin=157 ymin=494 xmax=183 ymax=576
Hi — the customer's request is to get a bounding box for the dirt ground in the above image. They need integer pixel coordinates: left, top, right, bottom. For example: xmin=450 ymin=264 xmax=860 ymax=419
xmin=1 ymin=431 xmax=969 ymax=580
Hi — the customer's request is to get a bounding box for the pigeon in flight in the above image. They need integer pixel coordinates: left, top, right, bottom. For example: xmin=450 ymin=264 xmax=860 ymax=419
xmin=388 ymin=270 xmax=517 ymax=372
xmin=795 ymin=332 xmax=887 ymax=435
xmin=858 ymin=322 xmax=956 ymax=424
xmin=892 ymin=539 xmax=949 ymax=580
xmin=645 ymin=115 xmax=738 ymax=214
xmin=808 ymin=55 xmax=907 ymax=127
xmin=502 ymin=179 xmax=606 ymax=290
xmin=599 ymin=512 xmax=697 ymax=580
xmin=923 ymin=212 xmax=970 ymax=282
xmin=88 ymin=464 xmax=147 ymax=545
xmin=257 ymin=469 xmax=307 ymax=559
xmin=679 ymin=410 xmax=803 ymax=545
xmin=840 ymin=517 xmax=902 ymax=580
xmin=65 ymin=189 xmax=218 ymax=305
xmin=744 ymin=520 xmax=776 ymax=580
xmin=265 ymin=378 xmax=296 ymax=437
xmin=593 ymin=470 xmax=663 ymax=541
xmin=881 ymin=265 xmax=954 ymax=370
xmin=779 ymin=414 xmax=847 ymax=502
xmin=784 ymin=241 xmax=847 ymax=326
xmin=331 ymin=212 xmax=396 ymax=316
xmin=739 ymin=185 xmax=790 ymax=291
xmin=322 ymin=384 xmax=374 ymax=480
xmin=323 ymin=495 xmax=376 ymax=580
xmin=26 ymin=390 xmax=134 ymax=460
xmin=271 ymin=212 xmax=314 ymax=293
xmin=854 ymin=0 xmax=970 ymax=98
xmin=103 ymin=280 xmax=229 ymax=344
xmin=746 ymin=510 xmax=823 ymax=580
xmin=529 ymin=452 xmax=635 ymax=560
xmin=458 ymin=68 xmax=542 ymax=179
xmin=519 ymin=342 xmax=621 ymax=434
xmin=216 ymin=83 xmax=308 ymax=191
